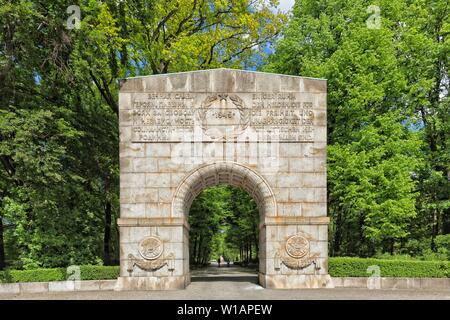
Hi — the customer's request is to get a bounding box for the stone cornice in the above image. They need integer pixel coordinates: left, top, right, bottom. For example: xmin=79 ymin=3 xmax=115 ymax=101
xmin=261 ymin=216 xmax=330 ymax=229
xmin=117 ymin=218 xmax=189 ymax=230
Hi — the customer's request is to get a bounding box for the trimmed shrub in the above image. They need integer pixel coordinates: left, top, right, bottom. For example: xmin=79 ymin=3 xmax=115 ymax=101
xmin=1 ymin=268 xmax=66 ymax=283
xmin=79 ymin=265 xmax=119 ymax=280
xmin=0 ymin=265 xmax=120 ymax=283
xmin=329 ymin=257 xmax=450 ymax=278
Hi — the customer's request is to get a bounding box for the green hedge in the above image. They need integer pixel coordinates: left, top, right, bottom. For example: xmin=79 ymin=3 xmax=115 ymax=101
xmin=329 ymin=257 xmax=450 ymax=278
xmin=0 ymin=266 xmax=120 ymax=283
xmin=78 ymin=265 xmax=119 ymax=281
xmin=1 ymin=258 xmax=450 ymax=283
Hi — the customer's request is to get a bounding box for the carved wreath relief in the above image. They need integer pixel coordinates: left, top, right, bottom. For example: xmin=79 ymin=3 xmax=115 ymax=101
xmin=274 ymin=233 xmax=320 ymax=271
xmin=139 ymin=236 xmax=163 ymax=260
xmin=128 ymin=236 xmax=175 ymax=274
xmin=196 ymin=93 xmax=250 ymax=140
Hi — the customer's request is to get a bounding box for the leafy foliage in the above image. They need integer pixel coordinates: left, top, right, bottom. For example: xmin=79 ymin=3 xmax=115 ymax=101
xmin=0 ymin=0 xmax=284 ymax=270
xmin=267 ymin=0 xmax=450 ymax=257
xmin=0 ymin=0 xmax=448 ymax=269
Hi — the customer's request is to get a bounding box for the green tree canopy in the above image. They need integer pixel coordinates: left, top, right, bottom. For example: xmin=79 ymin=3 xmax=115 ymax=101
xmin=267 ymin=0 xmax=449 ymax=257
xmin=0 ymin=0 xmax=284 ymax=269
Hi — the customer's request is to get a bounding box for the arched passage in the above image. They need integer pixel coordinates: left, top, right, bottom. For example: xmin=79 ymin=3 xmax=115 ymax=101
xmin=172 ymin=162 xmax=277 ymax=285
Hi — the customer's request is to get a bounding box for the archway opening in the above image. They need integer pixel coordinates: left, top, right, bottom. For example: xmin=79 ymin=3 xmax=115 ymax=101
xmin=188 ymin=185 xmax=259 ymax=280
xmin=172 ymin=162 xmax=277 ymax=286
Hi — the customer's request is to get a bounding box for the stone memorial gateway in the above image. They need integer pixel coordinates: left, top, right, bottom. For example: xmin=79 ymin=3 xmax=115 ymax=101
xmin=116 ymin=69 xmax=331 ymax=290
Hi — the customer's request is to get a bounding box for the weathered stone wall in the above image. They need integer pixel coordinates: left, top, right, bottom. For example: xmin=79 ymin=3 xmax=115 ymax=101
xmin=117 ymin=69 xmax=329 ymax=290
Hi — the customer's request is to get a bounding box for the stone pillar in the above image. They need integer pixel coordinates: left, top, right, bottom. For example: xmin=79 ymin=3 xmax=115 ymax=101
xmin=116 ymin=218 xmax=189 ymax=290
xmin=259 ymin=217 xmax=332 ymax=289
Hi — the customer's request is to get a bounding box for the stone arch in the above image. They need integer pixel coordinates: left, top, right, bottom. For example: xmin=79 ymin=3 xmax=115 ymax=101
xmin=171 ymin=161 xmax=277 ymax=223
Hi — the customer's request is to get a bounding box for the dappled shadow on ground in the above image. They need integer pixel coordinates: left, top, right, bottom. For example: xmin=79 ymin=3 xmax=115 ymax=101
xmin=191 ymin=275 xmax=258 ymax=283
xmin=190 ymin=264 xmax=258 ymax=283
xmin=191 ymin=264 xmax=257 ymax=275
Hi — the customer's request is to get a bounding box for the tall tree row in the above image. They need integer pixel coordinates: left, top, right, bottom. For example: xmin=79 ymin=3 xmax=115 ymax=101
xmin=189 ymin=186 xmax=259 ymax=266
xmin=267 ymin=0 xmax=449 ymax=257
xmin=0 ymin=0 xmax=285 ymax=270
xmin=1 ymin=0 xmax=447 ymax=269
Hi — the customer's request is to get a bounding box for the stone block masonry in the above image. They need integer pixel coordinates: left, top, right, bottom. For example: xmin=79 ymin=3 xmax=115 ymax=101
xmin=117 ymin=68 xmax=329 ymax=290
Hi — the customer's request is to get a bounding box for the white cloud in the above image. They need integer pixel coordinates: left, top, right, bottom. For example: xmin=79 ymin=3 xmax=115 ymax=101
xmin=277 ymin=0 xmax=295 ymax=13
xmin=259 ymin=0 xmax=295 ymax=13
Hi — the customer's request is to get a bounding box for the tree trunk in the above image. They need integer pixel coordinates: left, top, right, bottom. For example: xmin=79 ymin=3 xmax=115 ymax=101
xmin=192 ymin=235 xmax=198 ymax=265
xmin=246 ymin=243 xmax=249 ymax=263
xmin=443 ymin=207 xmax=450 ymax=234
xmin=254 ymin=231 xmax=259 ymax=260
xmin=103 ymin=200 xmax=112 ymax=265
xmin=431 ymin=209 xmax=438 ymax=250
xmin=103 ymin=175 xmax=112 ymax=265
xmin=203 ymin=247 xmax=208 ymax=265
xmin=197 ymin=234 xmax=203 ymax=265
xmin=0 ymin=217 xmax=5 ymax=270
xmin=332 ymin=210 xmax=342 ymax=256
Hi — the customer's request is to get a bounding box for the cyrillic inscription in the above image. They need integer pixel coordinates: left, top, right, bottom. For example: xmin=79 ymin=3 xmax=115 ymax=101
xmin=131 ymin=92 xmax=315 ymax=142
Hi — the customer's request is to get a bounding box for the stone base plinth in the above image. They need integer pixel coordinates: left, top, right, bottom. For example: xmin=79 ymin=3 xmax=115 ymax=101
xmin=259 ymin=273 xmax=334 ymax=289
xmin=115 ymin=275 xmax=190 ymax=291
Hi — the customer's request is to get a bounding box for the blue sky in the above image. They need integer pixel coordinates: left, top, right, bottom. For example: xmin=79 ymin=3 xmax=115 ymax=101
xmin=245 ymin=0 xmax=294 ymax=70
